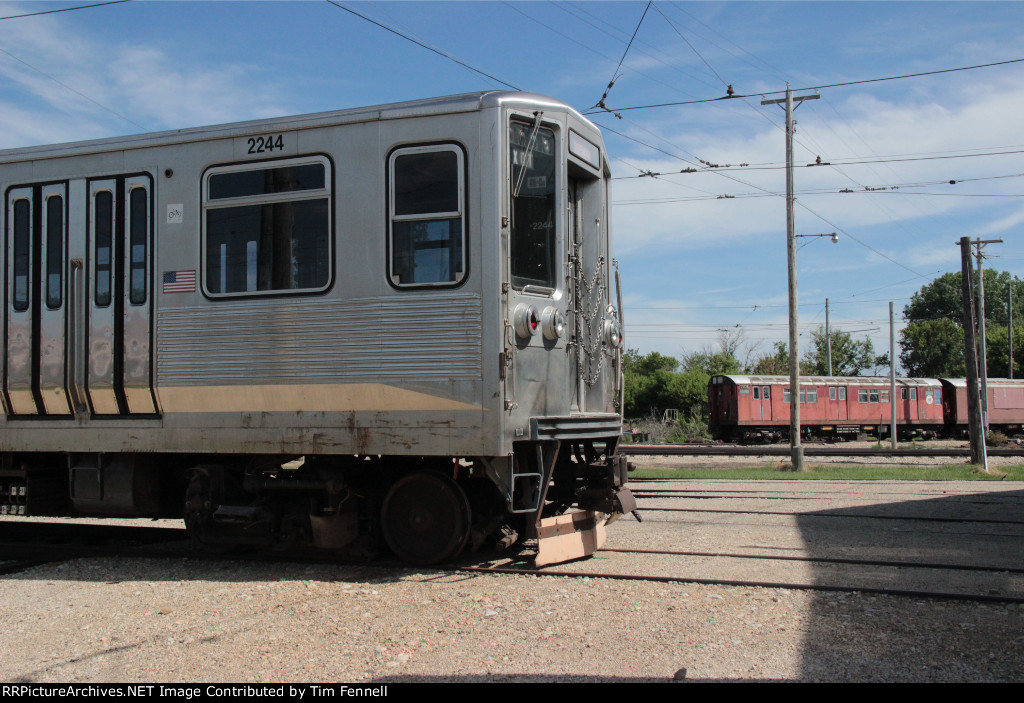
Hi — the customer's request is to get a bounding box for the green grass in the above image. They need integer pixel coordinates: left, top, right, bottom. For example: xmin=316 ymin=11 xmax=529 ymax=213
xmin=631 ymin=463 xmax=1024 ymax=481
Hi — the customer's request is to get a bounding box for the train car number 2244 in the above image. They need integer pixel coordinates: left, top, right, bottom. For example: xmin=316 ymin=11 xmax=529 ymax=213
xmin=247 ymin=134 xmax=285 ymax=154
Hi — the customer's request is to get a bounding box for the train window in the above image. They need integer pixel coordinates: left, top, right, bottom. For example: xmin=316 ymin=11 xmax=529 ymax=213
xmin=94 ymin=190 xmax=114 ymax=307
xmin=880 ymin=390 xmax=889 ymax=403
xmin=763 ymin=387 xmax=770 ymax=399
xmin=934 ymin=388 xmax=941 ymax=404
xmin=858 ymin=389 xmax=868 ymax=403
xmin=209 ymin=163 xmax=325 ymax=199
xmin=869 ymin=390 xmax=879 ymax=403
xmin=203 ymin=156 xmax=331 ymax=297
xmin=388 ymin=145 xmax=465 ymax=287
xmin=839 ymin=387 xmax=846 ymax=400
xmin=128 ymin=187 xmax=147 ymax=305
xmin=12 ymin=198 xmax=31 ymax=312
xmin=753 ymin=387 xmax=759 ymax=399
xmin=901 ymin=388 xmax=918 ymax=400
xmin=45 ymin=195 xmax=64 ymax=309
xmin=785 ymin=388 xmax=816 ymax=403
xmin=510 ymin=121 xmax=557 ymax=291
xmin=829 ymin=387 xmax=837 ymax=401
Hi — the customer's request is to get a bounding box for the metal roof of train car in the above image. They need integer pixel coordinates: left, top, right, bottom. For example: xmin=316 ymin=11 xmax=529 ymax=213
xmin=0 ymin=91 xmax=589 ymax=164
xmin=940 ymin=378 xmax=1024 ymax=388
xmin=712 ymin=375 xmax=940 ymax=387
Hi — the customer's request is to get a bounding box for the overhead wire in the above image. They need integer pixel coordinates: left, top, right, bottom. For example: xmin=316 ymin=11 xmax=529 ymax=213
xmin=319 ymin=4 xmax=1004 ymax=346
xmin=554 ymin=1 xmax=720 ymax=93
xmin=598 ymin=1 xmax=651 ymax=111
xmin=611 ymin=148 xmax=1024 ymax=176
xmin=0 ymin=1 xmax=131 ymax=21
xmin=0 ymin=45 xmax=148 ymax=131
xmin=502 ymin=2 xmax=719 ymax=109
xmin=612 ymin=172 xmax=1024 ymax=204
xmin=585 ymin=57 xmax=1024 ymax=114
xmin=650 ymin=2 xmax=728 ymax=88
xmin=627 ymin=297 xmax=912 ymax=310
xmin=659 ymin=2 xmax=789 ymax=83
xmin=324 ymin=1 xmax=521 ymax=90
xmin=596 ymin=9 xmax=991 ymax=286
xmin=602 ymin=107 xmax=934 ymax=280
xmin=596 ymin=6 xmax=1001 ymax=288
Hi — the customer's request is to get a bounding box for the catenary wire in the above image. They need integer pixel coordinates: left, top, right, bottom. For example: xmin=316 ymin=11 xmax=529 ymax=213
xmin=0 ymin=0 xmax=131 ymax=21
xmin=585 ymin=57 xmax=1024 ymax=114
xmin=324 ymin=1 xmax=521 ymax=90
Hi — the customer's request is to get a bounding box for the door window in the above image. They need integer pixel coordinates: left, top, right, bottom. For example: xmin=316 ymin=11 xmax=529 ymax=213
xmin=510 ymin=121 xmax=557 ymax=291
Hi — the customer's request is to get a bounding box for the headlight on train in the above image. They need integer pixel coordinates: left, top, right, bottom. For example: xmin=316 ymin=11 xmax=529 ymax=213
xmin=541 ymin=307 xmax=565 ymax=341
xmin=603 ymin=318 xmax=622 ymax=349
xmin=513 ymin=303 xmax=540 ymax=339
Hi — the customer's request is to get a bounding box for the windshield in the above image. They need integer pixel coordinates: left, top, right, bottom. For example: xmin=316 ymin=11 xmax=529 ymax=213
xmin=509 ymin=121 xmax=556 ymax=291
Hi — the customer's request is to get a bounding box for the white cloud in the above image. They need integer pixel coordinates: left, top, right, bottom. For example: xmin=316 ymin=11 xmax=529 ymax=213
xmin=976 ymin=204 xmax=1024 ymax=237
xmin=0 ymin=7 xmax=289 ymax=147
xmin=608 ymin=69 xmax=1024 ymax=262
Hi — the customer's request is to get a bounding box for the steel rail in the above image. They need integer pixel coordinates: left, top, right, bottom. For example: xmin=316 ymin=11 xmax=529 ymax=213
xmin=4 ymin=523 xmax=1021 ymax=605
xmin=599 ymin=547 xmax=1024 ymax=574
xmin=457 ymin=564 xmax=1024 ymax=604
xmin=623 ymin=444 xmax=1024 ymax=457
xmin=640 ymin=506 xmax=1024 ymax=525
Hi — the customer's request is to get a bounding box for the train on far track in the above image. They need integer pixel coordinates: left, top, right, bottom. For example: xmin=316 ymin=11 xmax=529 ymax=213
xmin=709 ymin=374 xmax=1024 ymax=442
xmin=0 ymin=91 xmax=634 ymax=567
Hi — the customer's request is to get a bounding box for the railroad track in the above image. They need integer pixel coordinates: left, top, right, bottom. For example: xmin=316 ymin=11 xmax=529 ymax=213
xmin=623 ymin=443 xmax=1024 ymax=457
xmin=3 ymin=478 xmax=1021 ymax=605
xmin=458 ymin=559 xmax=1024 ymax=605
xmin=462 ymin=479 xmax=1024 ymax=604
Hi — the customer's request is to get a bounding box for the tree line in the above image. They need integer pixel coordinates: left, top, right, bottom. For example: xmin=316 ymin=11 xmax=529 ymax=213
xmin=624 ymin=268 xmax=1023 ymax=425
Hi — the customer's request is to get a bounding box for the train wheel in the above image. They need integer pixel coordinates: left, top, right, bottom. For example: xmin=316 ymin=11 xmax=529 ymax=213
xmin=381 ymin=471 xmax=471 ymax=565
xmin=183 ymin=469 xmax=236 ymax=554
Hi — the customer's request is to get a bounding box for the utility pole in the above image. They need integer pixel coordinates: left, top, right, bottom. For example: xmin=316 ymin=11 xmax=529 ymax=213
xmin=825 ymin=298 xmax=832 ymax=376
xmin=977 ymin=248 xmax=989 ymax=433
xmin=958 ymin=237 xmax=985 ymax=467
xmin=972 ymin=238 xmax=1002 ymax=433
xmin=763 ymin=85 xmax=819 ymax=472
xmin=890 ymin=301 xmax=897 ymax=449
xmin=1010 ymin=287 xmax=1015 ymax=379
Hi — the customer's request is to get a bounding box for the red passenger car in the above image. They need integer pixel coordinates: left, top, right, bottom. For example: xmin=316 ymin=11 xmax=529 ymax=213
xmin=940 ymin=378 xmax=1024 ymax=436
xmin=708 ymin=375 xmax=943 ymax=442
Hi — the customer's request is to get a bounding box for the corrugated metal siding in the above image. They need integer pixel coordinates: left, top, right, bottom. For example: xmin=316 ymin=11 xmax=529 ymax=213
xmin=156 ymin=293 xmax=482 ymax=384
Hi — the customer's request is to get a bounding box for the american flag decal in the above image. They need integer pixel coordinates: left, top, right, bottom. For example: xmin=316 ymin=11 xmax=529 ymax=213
xmin=163 ymin=270 xmax=196 ymax=293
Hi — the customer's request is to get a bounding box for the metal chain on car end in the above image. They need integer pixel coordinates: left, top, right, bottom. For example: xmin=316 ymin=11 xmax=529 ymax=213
xmin=571 ymin=255 xmax=606 ymax=387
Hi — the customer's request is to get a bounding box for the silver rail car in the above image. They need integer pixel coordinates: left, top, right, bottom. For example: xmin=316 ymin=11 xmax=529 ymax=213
xmin=0 ymin=92 xmax=633 ymax=565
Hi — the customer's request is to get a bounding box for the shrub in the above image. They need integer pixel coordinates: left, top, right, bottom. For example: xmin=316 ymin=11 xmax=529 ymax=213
xmin=987 ymin=429 xmax=1008 ymax=446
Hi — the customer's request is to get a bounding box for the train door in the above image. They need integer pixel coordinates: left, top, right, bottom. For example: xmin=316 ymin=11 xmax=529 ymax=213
xmin=3 ymin=175 xmax=157 ymax=417
xmin=506 ymin=117 xmax=613 ymax=419
xmin=4 ymin=184 xmax=73 ymax=415
xmin=922 ymin=387 xmax=939 ymax=421
xmin=752 ymin=385 xmax=771 ymax=422
xmin=567 ymin=177 xmax=600 ymax=411
xmin=86 ymin=176 xmax=157 ymax=416
xmin=823 ymin=386 xmax=839 ymax=421
xmin=901 ymin=387 xmax=918 ymax=422
xmin=506 ymin=118 xmax=564 ymax=414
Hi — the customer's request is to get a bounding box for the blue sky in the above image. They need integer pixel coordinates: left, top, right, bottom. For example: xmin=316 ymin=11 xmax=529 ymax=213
xmin=2 ymin=1 xmax=1023 ymax=370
